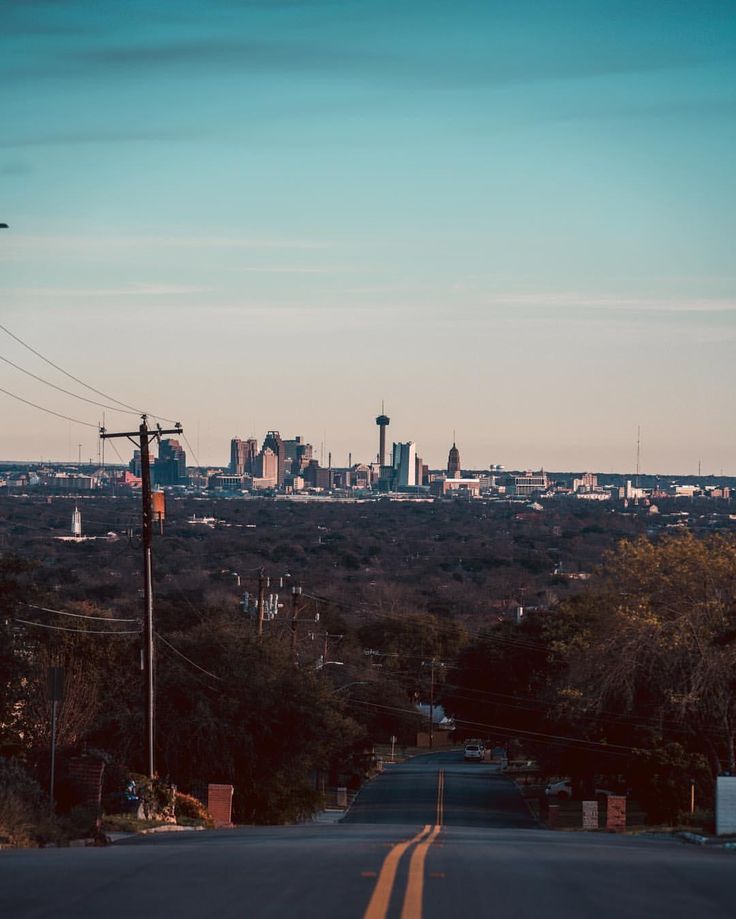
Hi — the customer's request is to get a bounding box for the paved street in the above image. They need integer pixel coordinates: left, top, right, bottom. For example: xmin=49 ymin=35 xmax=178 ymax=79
xmin=2 ymin=751 xmax=735 ymax=918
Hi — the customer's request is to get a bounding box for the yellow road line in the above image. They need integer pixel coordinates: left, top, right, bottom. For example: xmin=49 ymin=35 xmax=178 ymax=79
xmin=363 ymin=825 xmax=431 ymax=919
xmin=435 ymin=768 xmax=444 ymax=826
xmin=401 ymin=770 xmax=445 ymax=919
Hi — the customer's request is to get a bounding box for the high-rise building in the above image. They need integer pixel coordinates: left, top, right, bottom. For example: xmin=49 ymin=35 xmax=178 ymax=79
xmin=154 ymin=439 xmax=187 ymax=486
xmin=255 ymin=447 xmax=278 ymax=481
xmin=262 ymin=431 xmax=285 ymax=485
xmin=375 ymin=404 xmax=390 ymax=466
xmin=230 ymin=438 xmax=248 ymax=475
xmin=392 ymin=441 xmax=417 ymax=487
xmin=447 ymin=441 xmax=461 ymax=478
xmin=282 ymin=436 xmax=312 ymax=477
xmin=295 ymin=440 xmax=313 ymax=472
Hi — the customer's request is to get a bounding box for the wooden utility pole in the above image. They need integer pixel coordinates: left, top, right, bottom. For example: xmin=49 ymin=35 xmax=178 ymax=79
xmin=257 ymin=568 xmax=266 ymax=637
xmin=429 ymin=658 xmax=435 ymax=750
xmin=290 ymin=585 xmax=302 ymax=657
xmin=101 ymin=415 xmax=182 ymax=779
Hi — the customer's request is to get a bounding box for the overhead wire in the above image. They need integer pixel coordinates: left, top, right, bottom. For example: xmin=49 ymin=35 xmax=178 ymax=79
xmin=0 ymin=385 xmax=99 ymax=428
xmin=0 ymin=352 xmax=138 ymax=415
xmin=14 ymin=617 xmax=140 ymax=636
xmin=25 ymin=603 xmax=138 ymax=623
xmin=344 ymin=697 xmax=637 ymax=755
xmin=0 ymin=322 xmax=178 ymax=423
xmin=155 ymin=632 xmax=223 ymax=681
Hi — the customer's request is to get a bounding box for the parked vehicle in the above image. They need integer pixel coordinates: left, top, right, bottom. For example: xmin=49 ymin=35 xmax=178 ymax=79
xmin=464 ymin=743 xmax=483 ymax=762
xmin=544 ymin=780 xmax=615 ymax=800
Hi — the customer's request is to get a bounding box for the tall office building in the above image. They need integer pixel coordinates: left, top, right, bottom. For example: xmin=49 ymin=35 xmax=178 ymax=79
xmin=447 ymin=441 xmax=461 ymax=478
xmin=282 ymin=436 xmax=312 ymax=477
xmin=231 ymin=437 xmax=258 ymax=475
xmin=262 ymin=431 xmax=286 ymax=485
xmin=392 ymin=441 xmax=417 ymax=487
xmin=255 ymin=447 xmax=278 ymax=481
xmin=154 ymin=438 xmax=187 ymax=486
xmin=230 ymin=438 xmax=248 ymax=475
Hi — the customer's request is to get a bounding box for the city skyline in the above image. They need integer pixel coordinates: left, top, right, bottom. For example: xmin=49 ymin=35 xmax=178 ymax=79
xmin=1 ymin=1 xmax=735 ymax=473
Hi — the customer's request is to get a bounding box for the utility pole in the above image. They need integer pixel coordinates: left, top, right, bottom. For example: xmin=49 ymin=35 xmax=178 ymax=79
xmin=291 ymin=585 xmax=302 ymax=657
xmin=101 ymin=414 xmax=182 ymax=779
xmin=429 ymin=658 xmax=435 ymax=751
xmin=257 ymin=568 xmax=266 ymax=637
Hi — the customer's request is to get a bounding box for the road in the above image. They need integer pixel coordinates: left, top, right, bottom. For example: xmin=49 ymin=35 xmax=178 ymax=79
xmin=2 ymin=751 xmax=735 ymax=918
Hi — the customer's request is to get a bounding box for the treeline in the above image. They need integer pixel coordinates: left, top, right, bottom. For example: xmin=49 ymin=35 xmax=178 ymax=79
xmin=2 ymin=530 xmax=735 ymax=838
xmin=441 ymin=532 xmax=736 ymax=822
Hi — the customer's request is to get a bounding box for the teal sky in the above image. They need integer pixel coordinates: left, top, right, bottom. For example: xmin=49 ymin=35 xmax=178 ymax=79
xmin=1 ymin=1 xmax=735 ymax=473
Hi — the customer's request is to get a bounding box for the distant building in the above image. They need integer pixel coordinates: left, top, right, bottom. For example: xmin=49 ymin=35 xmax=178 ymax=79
xmin=39 ymin=473 xmax=97 ymax=492
xmin=129 ymin=449 xmax=145 ymax=477
xmin=209 ymin=473 xmax=248 ymax=492
xmin=376 ymin=406 xmax=390 ymax=466
xmin=230 ymin=438 xmax=257 ymax=475
xmin=303 ymin=460 xmax=333 ymax=490
xmin=509 ymin=471 xmax=548 ymax=496
xmin=351 ymin=464 xmax=372 ymax=488
xmin=572 ymin=472 xmax=598 ymax=493
xmin=393 ymin=441 xmax=417 ymax=488
xmin=254 ymin=447 xmax=278 ymax=482
xmin=71 ymin=506 xmax=82 ymax=537
xmin=431 ymin=477 xmax=481 ymax=497
xmin=262 ymin=432 xmax=286 ymax=485
xmin=154 ymin=439 xmax=186 ymax=486
xmin=447 ymin=441 xmax=461 ymax=478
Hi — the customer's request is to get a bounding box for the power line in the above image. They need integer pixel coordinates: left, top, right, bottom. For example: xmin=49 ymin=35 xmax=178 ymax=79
xmin=0 ymin=385 xmax=99 ymax=428
xmin=344 ymin=697 xmax=637 ymax=754
xmin=107 ymin=438 xmax=129 ymax=467
xmin=0 ymin=323 xmax=178 ymax=423
xmin=14 ymin=617 xmax=140 ymax=635
xmin=155 ymin=633 xmax=223 ymax=681
xmin=0 ymin=352 xmax=138 ymax=416
xmin=26 ymin=604 xmax=138 ymax=623
xmin=180 ymin=432 xmax=202 ymax=470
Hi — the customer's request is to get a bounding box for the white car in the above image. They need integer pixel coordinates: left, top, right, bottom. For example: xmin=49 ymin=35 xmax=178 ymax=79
xmin=464 ymin=744 xmax=483 ymax=762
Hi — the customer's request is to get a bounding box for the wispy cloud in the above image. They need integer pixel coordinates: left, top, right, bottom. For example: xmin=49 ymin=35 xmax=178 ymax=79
xmin=0 ymin=233 xmax=334 ymax=256
xmin=484 ymin=293 xmax=736 ymax=313
xmin=4 ymin=283 xmax=207 ymax=297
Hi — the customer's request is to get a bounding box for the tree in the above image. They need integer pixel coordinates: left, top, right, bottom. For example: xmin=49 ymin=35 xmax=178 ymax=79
xmin=565 ymin=533 xmax=736 ymax=778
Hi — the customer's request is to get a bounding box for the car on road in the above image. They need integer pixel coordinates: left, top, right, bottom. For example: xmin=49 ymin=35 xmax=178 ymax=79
xmin=544 ymin=780 xmax=616 ymax=800
xmin=464 ymin=743 xmax=483 ymax=762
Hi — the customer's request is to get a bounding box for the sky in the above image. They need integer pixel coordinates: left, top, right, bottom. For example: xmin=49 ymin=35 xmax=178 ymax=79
xmin=1 ymin=0 xmax=735 ymax=473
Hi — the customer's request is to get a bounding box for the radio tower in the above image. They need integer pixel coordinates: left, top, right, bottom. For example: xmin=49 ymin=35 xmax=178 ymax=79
xmin=375 ymin=402 xmax=390 ymax=466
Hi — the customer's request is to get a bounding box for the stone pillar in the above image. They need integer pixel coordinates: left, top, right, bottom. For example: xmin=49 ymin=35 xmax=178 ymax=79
xmin=547 ymin=804 xmax=560 ymax=828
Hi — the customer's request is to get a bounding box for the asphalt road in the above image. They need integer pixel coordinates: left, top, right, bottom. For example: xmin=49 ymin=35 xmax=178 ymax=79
xmin=2 ymin=751 xmax=736 ymax=919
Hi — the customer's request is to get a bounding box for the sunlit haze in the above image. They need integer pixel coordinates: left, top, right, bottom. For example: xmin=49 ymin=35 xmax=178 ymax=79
xmin=2 ymin=1 xmax=735 ymax=472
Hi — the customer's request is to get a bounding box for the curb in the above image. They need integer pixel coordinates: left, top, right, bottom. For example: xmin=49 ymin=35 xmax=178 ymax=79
xmin=678 ymin=832 xmax=708 ymax=846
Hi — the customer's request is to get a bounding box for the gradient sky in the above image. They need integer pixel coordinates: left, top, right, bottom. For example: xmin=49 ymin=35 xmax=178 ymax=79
xmin=1 ymin=0 xmax=735 ymax=473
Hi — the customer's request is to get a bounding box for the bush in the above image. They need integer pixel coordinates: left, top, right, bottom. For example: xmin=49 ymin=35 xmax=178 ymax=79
xmin=174 ymin=792 xmax=213 ymax=827
xmin=0 ymin=757 xmax=53 ymax=847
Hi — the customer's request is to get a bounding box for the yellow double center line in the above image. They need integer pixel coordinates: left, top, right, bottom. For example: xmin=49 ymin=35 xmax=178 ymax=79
xmin=363 ymin=769 xmax=445 ymax=919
